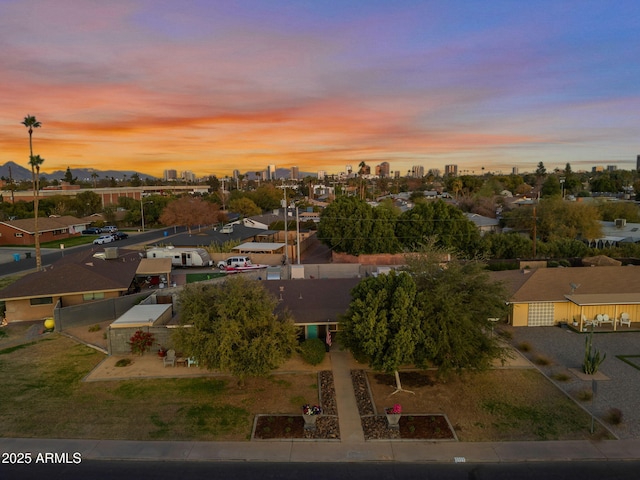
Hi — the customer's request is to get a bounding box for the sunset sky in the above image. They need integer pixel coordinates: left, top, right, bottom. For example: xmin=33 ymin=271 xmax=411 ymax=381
xmin=1 ymin=0 xmax=638 ymax=179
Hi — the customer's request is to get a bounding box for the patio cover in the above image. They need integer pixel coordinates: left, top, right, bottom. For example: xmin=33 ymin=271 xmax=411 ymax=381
xmin=232 ymin=242 xmax=286 ymax=254
xmin=565 ymin=293 xmax=640 ymax=306
xmin=136 ymin=258 xmax=172 ymax=276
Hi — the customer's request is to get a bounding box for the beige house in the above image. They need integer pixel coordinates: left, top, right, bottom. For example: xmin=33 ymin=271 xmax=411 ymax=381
xmin=494 ymin=266 xmax=640 ymax=330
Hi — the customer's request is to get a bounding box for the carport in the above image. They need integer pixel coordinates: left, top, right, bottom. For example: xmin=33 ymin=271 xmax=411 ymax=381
xmin=135 ymin=258 xmax=173 ymax=289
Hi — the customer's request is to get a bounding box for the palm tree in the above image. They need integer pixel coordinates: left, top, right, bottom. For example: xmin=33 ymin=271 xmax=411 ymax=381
xmin=22 ymin=115 xmax=43 ymax=271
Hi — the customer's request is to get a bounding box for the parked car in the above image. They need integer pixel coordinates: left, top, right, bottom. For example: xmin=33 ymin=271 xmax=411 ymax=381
xmin=93 ymin=235 xmax=115 ymax=245
xmin=112 ymin=232 xmax=129 ymax=240
xmin=103 ymin=225 xmax=118 ymax=233
xmin=82 ymin=227 xmax=102 ymax=235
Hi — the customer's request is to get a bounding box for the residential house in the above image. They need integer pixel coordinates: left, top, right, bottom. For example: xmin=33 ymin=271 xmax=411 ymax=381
xmin=464 ymin=213 xmax=501 ymax=236
xmin=263 ymin=278 xmax=361 ymax=341
xmin=0 ymin=247 xmax=142 ymax=323
xmin=493 ymin=266 xmax=640 ymax=329
xmin=0 ymin=216 xmax=88 ymax=246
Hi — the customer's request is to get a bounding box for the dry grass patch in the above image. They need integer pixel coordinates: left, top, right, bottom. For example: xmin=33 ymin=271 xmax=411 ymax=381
xmin=367 ymin=369 xmax=612 ymax=442
xmin=0 ymin=335 xmax=319 ymax=441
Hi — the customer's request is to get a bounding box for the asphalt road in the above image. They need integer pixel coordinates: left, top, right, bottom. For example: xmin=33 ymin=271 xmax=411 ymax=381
xmin=0 ymin=229 xmax=177 ymax=277
xmin=3 ymin=460 xmax=640 ymax=480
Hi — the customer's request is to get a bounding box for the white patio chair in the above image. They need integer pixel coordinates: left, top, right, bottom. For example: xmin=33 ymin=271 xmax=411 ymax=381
xmin=163 ymin=349 xmax=176 ymax=367
xmin=595 ymin=314 xmax=604 ymax=326
xmin=600 ymin=314 xmax=613 ymax=326
xmin=620 ymin=313 xmax=631 ymax=328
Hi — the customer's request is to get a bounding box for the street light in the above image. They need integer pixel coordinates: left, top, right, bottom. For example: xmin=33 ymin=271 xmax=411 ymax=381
xmin=560 ymin=178 xmax=565 ymax=199
xmin=140 ymin=199 xmax=153 ymax=232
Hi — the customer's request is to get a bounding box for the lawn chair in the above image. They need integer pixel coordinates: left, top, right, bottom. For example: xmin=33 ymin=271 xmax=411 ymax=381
xmin=187 ymin=357 xmax=199 ymax=368
xmin=163 ymin=349 xmax=176 ymax=367
xmin=620 ymin=313 xmax=631 ymax=328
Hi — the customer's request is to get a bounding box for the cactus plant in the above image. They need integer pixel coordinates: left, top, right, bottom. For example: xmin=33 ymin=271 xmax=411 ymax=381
xmin=583 ymin=325 xmax=606 ymax=374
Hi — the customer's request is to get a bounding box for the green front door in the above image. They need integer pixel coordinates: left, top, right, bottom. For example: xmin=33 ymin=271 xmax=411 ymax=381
xmin=307 ymin=325 xmax=318 ymax=339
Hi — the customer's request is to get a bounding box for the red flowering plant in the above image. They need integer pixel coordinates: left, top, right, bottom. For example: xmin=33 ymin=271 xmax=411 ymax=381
xmin=302 ymin=404 xmax=322 ymax=415
xmin=128 ymin=330 xmax=155 ymax=355
xmin=385 ymin=403 xmax=402 ymax=415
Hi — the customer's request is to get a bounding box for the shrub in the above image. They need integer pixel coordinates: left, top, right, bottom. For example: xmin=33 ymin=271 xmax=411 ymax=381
xmin=605 ymin=408 xmax=623 ymax=425
xmin=299 ymin=338 xmax=326 ymax=365
xmin=517 ymin=342 xmax=532 ymax=352
xmin=115 ymin=358 xmax=132 ymax=367
xmin=128 ymin=330 xmax=155 ymax=355
xmin=88 ymin=324 xmax=101 ymax=332
xmin=576 ymin=389 xmax=593 ymax=401
xmin=533 ymin=355 xmax=551 ymax=366
xmin=552 ymin=373 xmax=570 ymax=382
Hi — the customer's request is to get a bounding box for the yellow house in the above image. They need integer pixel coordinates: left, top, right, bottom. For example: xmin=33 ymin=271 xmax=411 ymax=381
xmin=493 ymin=266 xmax=640 ymax=330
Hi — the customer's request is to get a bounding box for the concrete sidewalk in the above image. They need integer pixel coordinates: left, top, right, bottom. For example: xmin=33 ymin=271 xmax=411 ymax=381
xmin=1 ymin=437 xmax=640 ymax=463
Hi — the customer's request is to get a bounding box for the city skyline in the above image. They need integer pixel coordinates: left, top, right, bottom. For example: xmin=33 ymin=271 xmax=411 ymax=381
xmin=1 ymin=1 xmax=638 ymax=178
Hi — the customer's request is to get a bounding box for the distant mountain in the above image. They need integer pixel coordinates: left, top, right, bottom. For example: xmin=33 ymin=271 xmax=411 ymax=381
xmin=0 ymin=162 xmax=157 ymax=182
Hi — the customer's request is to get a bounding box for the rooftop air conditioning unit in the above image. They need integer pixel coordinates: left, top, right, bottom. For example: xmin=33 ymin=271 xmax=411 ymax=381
xmin=615 ymin=218 xmax=627 ymax=228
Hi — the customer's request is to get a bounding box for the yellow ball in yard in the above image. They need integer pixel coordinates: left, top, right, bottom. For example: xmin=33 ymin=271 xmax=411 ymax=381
xmin=44 ymin=318 xmax=55 ymax=330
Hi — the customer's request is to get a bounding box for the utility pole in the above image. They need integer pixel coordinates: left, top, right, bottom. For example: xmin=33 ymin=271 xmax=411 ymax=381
xmin=532 ymin=206 xmax=537 ymax=258
xmin=282 ymin=186 xmax=288 ymax=265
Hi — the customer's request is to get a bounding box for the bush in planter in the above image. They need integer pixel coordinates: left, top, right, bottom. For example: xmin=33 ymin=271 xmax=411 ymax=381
xmin=299 ymin=338 xmax=326 ymax=365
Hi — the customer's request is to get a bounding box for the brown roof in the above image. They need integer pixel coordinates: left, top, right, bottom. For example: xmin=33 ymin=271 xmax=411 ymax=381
xmin=0 ymin=247 xmax=142 ymax=301
xmin=137 ymin=258 xmax=172 ymax=276
xmin=1 ymin=215 xmax=88 ymax=234
xmin=582 ymin=255 xmax=622 ymax=267
xmin=509 ymin=266 xmax=640 ymax=303
xmin=263 ymin=278 xmax=361 ymax=325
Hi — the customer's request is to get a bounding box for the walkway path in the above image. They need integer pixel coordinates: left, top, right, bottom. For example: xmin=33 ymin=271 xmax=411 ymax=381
xmin=330 ymin=351 xmax=365 ymax=443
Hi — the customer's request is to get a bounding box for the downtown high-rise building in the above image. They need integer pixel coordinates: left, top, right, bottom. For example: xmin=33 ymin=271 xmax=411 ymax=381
xmin=444 ymin=164 xmax=458 ymax=176
xmin=267 ymin=164 xmax=277 ymax=180
xmin=180 ymin=170 xmax=196 ymax=182
xmin=376 ymin=161 xmax=390 ymax=177
xmin=636 ymin=155 xmax=640 ymax=171
xmin=291 ymin=166 xmax=299 ymax=180
xmin=164 ymin=169 xmax=177 ymax=181
xmin=411 ymin=165 xmax=425 ymax=178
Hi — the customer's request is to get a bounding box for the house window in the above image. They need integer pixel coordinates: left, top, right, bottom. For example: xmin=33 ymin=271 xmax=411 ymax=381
xmin=30 ymin=297 xmax=53 ymax=306
xmin=83 ymin=292 xmax=105 ymax=301
xmin=15 ymin=233 xmax=23 ymax=238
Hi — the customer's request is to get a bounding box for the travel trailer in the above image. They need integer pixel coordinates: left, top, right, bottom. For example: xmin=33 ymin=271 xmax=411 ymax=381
xmin=146 ymin=247 xmax=213 ymax=267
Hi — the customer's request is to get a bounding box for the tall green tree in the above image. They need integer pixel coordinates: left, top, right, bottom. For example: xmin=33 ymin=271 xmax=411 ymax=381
xmin=342 ymin=249 xmax=511 ymax=393
xmin=341 ymin=271 xmax=423 ymax=393
xmin=229 ymin=197 xmax=261 ymax=218
xmin=63 ymin=167 xmax=77 ymax=184
xmin=541 ymin=175 xmax=562 ymax=197
xmin=172 ymin=276 xmax=298 ymax=384
xmin=317 ymin=196 xmax=400 ymax=254
xmin=405 ymin=249 xmax=510 ymax=377
xmin=395 ymin=200 xmax=481 ymax=257
xmin=22 ymin=115 xmax=43 ymax=270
